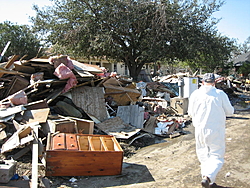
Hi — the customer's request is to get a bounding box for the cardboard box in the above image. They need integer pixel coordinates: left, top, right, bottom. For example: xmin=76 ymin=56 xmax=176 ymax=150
xmin=45 ymin=133 xmax=123 ymax=176
xmin=170 ymin=97 xmax=188 ymax=115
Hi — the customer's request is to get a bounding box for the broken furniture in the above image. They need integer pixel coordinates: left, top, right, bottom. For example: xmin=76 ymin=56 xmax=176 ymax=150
xmin=45 ymin=133 xmax=123 ymax=176
xmin=170 ymin=97 xmax=188 ymax=115
xmin=42 ymin=116 xmax=94 ymax=135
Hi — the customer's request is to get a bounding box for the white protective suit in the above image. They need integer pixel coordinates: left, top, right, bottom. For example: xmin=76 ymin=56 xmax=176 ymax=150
xmin=188 ymin=85 xmax=234 ymax=184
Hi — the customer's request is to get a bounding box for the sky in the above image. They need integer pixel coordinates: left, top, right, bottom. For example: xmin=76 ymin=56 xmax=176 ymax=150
xmin=0 ymin=0 xmax=249 ymax=44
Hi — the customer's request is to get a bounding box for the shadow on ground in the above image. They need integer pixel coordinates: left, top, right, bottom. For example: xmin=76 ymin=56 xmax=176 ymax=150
xmin=46 ymin=162 xmax=155 ymax=188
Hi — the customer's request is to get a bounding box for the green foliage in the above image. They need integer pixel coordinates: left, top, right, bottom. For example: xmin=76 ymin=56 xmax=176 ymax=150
xmin=0 ymin=21 xmax=43 ymax=60
xmin=240 ymin=36 xmax=250 ymax=53
xmin=32 ymin=0 xmax=235 ymax=80
xmin=238 ymin=62 xmax=250 ymax=77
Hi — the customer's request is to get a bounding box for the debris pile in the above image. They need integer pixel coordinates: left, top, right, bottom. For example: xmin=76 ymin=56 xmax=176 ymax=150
xmin=0 ymin=55 xmax=190 ymax=186
xmin=0 ymin=54 xmax=247 ymax=186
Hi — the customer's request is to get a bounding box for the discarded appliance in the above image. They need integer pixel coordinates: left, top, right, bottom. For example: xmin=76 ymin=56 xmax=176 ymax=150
xmin=183 ymin=77 xmax=198 ymax=98
xmin=169 ymin=77 xmax=191 ymax=115
xmin=45 ymin=133 xmax=123 ymax=176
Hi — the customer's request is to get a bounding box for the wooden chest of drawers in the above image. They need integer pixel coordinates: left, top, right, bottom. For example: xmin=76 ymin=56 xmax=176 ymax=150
xmin=45 ymin=133 xmax=123 ymax=176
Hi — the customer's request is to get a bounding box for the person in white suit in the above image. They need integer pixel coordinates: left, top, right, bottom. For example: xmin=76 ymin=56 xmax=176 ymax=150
xmin=188 ymin=73 xmax=234 ymax=188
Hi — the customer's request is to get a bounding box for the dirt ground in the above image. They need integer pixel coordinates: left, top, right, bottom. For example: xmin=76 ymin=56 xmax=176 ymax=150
xmin=1 ymin=90 xmax=250 ymax=188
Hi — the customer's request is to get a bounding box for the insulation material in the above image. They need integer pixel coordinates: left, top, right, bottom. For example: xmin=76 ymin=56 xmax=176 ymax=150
xmin=53 ymin=63 xmax=77 ymax=93
xmin=8 ymin=90 xmax=27 ymax=105
xmin=49 ymin=55 xmax=74 ymax=69
xmin=30 ymin=72 xmax=44 ymax=85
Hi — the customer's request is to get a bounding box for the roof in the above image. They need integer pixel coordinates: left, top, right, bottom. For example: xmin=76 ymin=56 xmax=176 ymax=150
xmin=230 ymin=51 xmax=250 ymax=66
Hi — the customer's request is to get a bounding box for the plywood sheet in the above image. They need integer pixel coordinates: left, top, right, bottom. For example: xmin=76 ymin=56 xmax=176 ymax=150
xmin=22 ymin=108 xmax=50 ymax=124
xmin=71 ymin=86 xmax=109 ymax=122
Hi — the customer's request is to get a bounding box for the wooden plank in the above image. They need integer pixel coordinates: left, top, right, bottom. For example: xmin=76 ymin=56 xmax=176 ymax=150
xmin=91 ymin=137 xmax=102 ymax=151
xmin=96 ymin=77 xmax=110 ymax=87
xmin=112 ymin=137 xmax=123 ymax=151
xmin=4 ymin=55 xmax=19 ymax=69
xmin=46 ymin=133 xmax=52 ymax=150
xmin=100 ymin=137 xmax=108 ymax=151
xmin=102 ymin=137 xmax=114 ymax=151
xmin=13 ymin=145 xmax=31 ymax=160
xmin=77 ymin=135 xmax=89 ymax=150
xmin=4 ymin=76 xmax=29 ymax=97
xmin=71 ymin=86 xmax=109 ymax=122
xmin=0 ymin=68 xmax=31 ymax=77
xmin=0 ymin=105 xmax=25 ymax=119
xmin=14 ymin=64 xmax=36 ymax=74
xmin=68 ymin=117 xmax=94 ymax=134
xmin=0 ymin=55 xmax=19 ymax=78
xmin=54 ymin=120 xmax=76 ymax=133
xmin=19 ymin=126 xmax=32 ymax=139
xmin=45 ymin=150 xmax=123 ymax=176
xmin=1 ymin=41 xmax=11 ymax=56
xmin=0 ymin=130 xmax=7 ymax=142
xmin=22 ymin=108 xmax=50 ymax=124
xmin=31 ymin=125 xmax=39 ymax=188
xmin=24 ymin=100 xmax=49 ymax=111
xmin=88 ymin=136 xmax=95 ymax=151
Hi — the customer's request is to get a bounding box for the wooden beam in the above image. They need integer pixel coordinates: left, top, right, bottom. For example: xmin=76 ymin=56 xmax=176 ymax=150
xmin=0 ymin=55 xmax=19 ymax=78
xmin=31 ymin=125 xmax=39 ymax=188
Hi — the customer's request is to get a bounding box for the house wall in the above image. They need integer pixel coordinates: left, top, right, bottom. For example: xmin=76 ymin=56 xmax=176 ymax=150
xmin=75 ymin=57 xmax=162 ymax=78
xmin=76 ymin=57 xmax=131 ymax=76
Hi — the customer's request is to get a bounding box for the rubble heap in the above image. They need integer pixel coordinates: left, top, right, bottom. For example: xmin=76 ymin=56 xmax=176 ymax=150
xmin=1 ymin=54 xmax=245 ymax=186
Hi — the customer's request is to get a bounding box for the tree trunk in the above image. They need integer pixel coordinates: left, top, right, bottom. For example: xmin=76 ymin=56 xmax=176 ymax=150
xmin=126 ymin=60 xmax=144 ymax=82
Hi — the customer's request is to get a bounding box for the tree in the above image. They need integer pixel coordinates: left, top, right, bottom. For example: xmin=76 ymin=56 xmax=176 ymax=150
xmin=238 ymin=61 xmax=250 ymax=77
xmin=240 ymin=36 xmax=250 ymax=53
xmin=32 ymin=0 xmax=234 ymax=80
xmin=0 ymin=21 xmax=43 ymax=60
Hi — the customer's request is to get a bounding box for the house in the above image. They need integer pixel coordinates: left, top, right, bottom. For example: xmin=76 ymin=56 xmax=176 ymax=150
xmin=227 ymin=51 xmax=250 ymax=77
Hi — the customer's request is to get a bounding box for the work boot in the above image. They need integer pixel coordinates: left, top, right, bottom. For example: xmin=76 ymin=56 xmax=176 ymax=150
xmin=210 ymin=183 xmax=218 ymax=188
xmin=201 ymin=176 xmax=210 ymax=188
